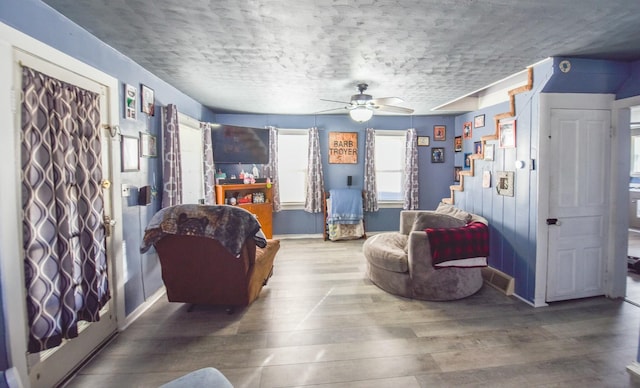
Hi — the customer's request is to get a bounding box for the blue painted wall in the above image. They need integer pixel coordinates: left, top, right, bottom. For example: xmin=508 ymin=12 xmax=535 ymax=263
xmin=542 ymin=57 xmax=630 ymax=94
xmin=215 ymin=113 xmax=457 ymax=233
xmin=617 ymin=60 xmax=640 ymax=100
xmin=452 ymin=57 xmax=640 ymax=303
xmin=450 ymin=60 xmax=552 ymax=302
xmin=0 ymin=0 xmax=217 ymax=322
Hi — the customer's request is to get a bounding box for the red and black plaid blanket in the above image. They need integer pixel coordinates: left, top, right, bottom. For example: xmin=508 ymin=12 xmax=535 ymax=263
xmin=425 ymin=222 xmax=489 ymax=267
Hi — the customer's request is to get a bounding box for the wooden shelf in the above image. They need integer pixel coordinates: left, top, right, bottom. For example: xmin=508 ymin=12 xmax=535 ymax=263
xmin=215 ymin=183 xmax=273 ymax=238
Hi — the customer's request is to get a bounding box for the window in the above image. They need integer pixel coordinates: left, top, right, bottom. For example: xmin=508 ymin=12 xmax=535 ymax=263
xmin=632 ymin=133 xmax=640 ymax=177
xmin=277 ymin=129 xmax=309 ymax=204
xmin=374 ymin=131 xmax=405 ymax=202
xmin=178 ymin=113 xmax=204 ymax=204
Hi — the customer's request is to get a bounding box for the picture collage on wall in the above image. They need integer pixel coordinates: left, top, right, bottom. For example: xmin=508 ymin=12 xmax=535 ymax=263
xmin=125 ymin=84 xmax=137 ymax=120
xmin=123 ymin=82 xmax=156 ymax=119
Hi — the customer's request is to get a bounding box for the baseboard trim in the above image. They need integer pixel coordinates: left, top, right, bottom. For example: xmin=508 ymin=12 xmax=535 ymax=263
xmin=273 ymin=233 xmax=323 ymax=240
xmin=120 ymin=286 xmax=166 ymax=331
xmin=4 ymin=367 xmax=24 ymax=388
xmin=512 ymin=292 xmax=538 ymax=307
xmin=273 ymin=231 xmax=391 ymax=240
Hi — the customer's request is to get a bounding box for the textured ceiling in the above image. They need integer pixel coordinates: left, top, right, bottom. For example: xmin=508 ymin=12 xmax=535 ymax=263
xmin=43 ymin=0 xmax=640 ymax=115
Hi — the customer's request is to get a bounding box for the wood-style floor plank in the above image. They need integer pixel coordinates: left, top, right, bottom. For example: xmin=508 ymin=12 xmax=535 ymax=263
xmin=64 ymin=238 xmax=640 ymax=387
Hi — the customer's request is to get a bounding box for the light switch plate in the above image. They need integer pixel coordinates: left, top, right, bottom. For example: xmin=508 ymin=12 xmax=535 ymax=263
xmin=122 ymin=184 xmax=131 ymax=197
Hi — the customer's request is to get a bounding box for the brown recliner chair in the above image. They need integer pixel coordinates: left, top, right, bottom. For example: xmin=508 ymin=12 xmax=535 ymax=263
xmin=141 ymin=204 xmax=279 ymax=307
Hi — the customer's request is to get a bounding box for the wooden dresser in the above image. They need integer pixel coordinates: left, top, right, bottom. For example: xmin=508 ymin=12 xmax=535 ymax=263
xmin=215 ymin=183 xmax=273 ymax=238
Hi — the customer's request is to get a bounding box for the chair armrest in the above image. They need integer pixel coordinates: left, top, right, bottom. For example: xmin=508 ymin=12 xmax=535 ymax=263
xmin=406 ymin=230 xmax=435 ymax=275
xmin=400 ymin=210 xmax=437 ymax=234
xmin=402 ymin=211 xmax=467 ymax=234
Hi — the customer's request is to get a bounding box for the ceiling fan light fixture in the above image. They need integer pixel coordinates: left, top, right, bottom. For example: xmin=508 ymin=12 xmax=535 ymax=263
xmin=349 ymin=106 xmax=373 ymax=122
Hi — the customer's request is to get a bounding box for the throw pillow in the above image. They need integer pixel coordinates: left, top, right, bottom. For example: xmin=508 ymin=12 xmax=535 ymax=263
xmin=435 ymin=202 xmax=473 ymax=224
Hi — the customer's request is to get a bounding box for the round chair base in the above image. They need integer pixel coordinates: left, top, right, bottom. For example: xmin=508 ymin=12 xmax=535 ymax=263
xmin=364 ymin=232 xmax=483 ymax=301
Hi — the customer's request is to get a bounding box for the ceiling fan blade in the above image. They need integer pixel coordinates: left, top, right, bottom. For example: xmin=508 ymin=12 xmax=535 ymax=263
xmin=314 ymin=107 xmax=347 ymax=114
xmin=375 ymin=105 xmax=414 ymax=114
xmin=320 ymin=98 xmax=351 ymax=105
xmin=371 ymin=97 xmax=403 ymax=106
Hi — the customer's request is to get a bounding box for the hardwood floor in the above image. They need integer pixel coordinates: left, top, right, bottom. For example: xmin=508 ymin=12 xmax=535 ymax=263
xmin=65 ymin=237 xmax=640 ymax=387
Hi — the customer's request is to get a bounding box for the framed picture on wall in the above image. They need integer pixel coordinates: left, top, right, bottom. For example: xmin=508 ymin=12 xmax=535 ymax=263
xmin=454 ymin=136 xmax=462 ymax=152
xmin=433 ymin=125 xmax=446 ymax=141
xmin=474 ymin=114 xmax=485 ymax=128
xmin=124 ymin=83 xmax=137 ymax=120
xmin=484 ymin=143 xmax=495 ymax=161
xmin=141 ymin=84 xmax=155 ymax=116
xmin=499 ymin=119 xmax=516 ymax=148
xmin=328 ymin=132 xmax=358 ymax=163
xmin=496 ymin=171 xmax=515 ymax=196
xmin=463 ymin=121 xmax=472 ymax=139
xmin=417 ymin=136 xmax=430 ymax=146
xmin=140 ymin=132 xmax=157 ymax=157
xmin=464 ymin=152 xmax=472 ymax=168
xmin=431 ymin=147 xmax=444 ymax=163
xmin=454 ymin=166 xmax=462 ymax=183
xmin=121 ymin=134 xmax=140 ymax=172
xmin=474 ymin=141 xmax=483 ymax=155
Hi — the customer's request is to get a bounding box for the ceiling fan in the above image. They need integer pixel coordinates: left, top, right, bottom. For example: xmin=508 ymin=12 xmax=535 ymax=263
xmin=319 ymin=83 xmax=414 ymax=122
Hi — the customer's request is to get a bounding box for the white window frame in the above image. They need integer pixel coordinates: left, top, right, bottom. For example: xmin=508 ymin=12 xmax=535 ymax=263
xmin=374 ymin=130 xmax=405 ymax=208
xmin=177 ymin=113 xmax=205 ymax=204
xmin=277 ymin=129 xmax=309 ymax=209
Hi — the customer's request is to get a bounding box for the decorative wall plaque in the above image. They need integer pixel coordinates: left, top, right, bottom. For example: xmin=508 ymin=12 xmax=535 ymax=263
xmin=329 ymin=132 xmax=358 ymax=164
xmin=496 ymin=171 xmax=514 ymax=196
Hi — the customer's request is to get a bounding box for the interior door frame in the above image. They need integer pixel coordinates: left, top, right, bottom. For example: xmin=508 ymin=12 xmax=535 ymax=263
xmin=536 ymin=93 xmax=622 ymax=307
xmin=0 ymin=22 xmax=125 ymax=385
xmin=611 ymin=96 xmax=640 ymax=296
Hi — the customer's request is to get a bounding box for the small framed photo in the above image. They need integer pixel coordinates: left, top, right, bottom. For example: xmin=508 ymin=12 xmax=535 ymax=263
xmin=141 ymin=84 xmax=155 ymax=116
xmin=454 ymin=136 xmax=462 ymax=152
xmin=454 ymin=166 xmax=462 ymax=183
xmin=253 ymin=192 xmax=265 ymax=203
xmin=431 ymin=147 xmax=445 ymax=163
xmin=124 ymin=83 xmax=137 ymax=120
xmin=417 ymin=136 xmax=430 ymax=146
xmin=484 ymin=143 xmax=495 ymax=161
xmin=433 ymin=125 xmax=446 ymax=141
xmin=474 ymin=114 xmax=485 ymax=129
xmin=474 ymin=141 xmax=483 ymax=155
xmin=121 ymin=135 xmax=140 ymax=172
xmin=140 ymin=132 xmax=157 ymax=158
xmin=499 ymin=119 xmax=516 ymax=148
xmin=464 ymin=152 xmax=472 ymax=168
xmin=496 ymin=171 xmax=515 ymax=197
xmin=463 ymin=121 xmax=473 ymax=139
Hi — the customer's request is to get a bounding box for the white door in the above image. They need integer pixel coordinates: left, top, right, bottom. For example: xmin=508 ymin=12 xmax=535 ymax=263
xmin=14 ymin=50 xmax=118 ymax=388
xmin=546 ymin=108 xmax=611 ymax=302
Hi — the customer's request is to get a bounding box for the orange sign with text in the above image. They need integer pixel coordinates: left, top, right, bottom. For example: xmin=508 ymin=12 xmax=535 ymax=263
xmin=329 ymin=132 xmax=358 ymax=164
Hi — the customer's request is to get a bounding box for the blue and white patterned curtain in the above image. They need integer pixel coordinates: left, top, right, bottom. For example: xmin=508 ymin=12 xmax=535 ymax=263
xmin=21 ymin=66 xmax=109 ymax=352
xmin=201 ymin=122 xmax=216 ymax=204
xmin=264 ymin=126 xmax=281 ymax=212
xmin=162 ymin=104 xmax=182 ymax=207
xmin=304 ymin=127 xmax=324 ymax=213
xmin=403 ymin=128 xmax=419 ymax=210
xmin=363 ymin=127 xmax=378 ymax=212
